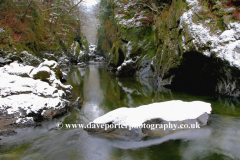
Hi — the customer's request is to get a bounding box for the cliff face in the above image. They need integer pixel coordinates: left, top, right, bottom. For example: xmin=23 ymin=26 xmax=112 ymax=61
xmin=102 ymin=0 xmax=240 ymax=98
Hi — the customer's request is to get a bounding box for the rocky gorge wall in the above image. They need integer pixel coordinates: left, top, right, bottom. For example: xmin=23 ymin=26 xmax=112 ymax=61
xmin=105 ymin=0 xmax=240 ymax=98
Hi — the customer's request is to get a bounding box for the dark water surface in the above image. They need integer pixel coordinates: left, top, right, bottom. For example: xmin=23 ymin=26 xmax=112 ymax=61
xmin=1 ymin=62 xmax=240 ymax=160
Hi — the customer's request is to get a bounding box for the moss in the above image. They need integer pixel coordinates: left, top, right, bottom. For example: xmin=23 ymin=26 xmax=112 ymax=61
xmin=75 ymin=43 xmax=80 ymax=56
xmin=217 ymin=17 xmax=225 ymax=31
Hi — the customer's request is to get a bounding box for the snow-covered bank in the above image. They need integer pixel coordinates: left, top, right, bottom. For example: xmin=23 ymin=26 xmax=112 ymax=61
xmin=0 ymin=60 xmax=75 ymax=128
xmin=85 ymin=100 xmax=212 ymax=140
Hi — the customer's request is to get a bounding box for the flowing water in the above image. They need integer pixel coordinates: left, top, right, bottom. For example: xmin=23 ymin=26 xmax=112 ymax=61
xmin=1 ymin=62 xmax=240 ymax=160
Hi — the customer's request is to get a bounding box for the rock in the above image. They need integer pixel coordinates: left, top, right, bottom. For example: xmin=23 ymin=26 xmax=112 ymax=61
xmin=58 ymin=56 xmax=70 ymax=68
xmin=0 ymin=62 xmax=74 ymax=125
xmin=78 ymin=50 xmax=88 ymax=62
xmin=78 ymin=62 xmax=87 ymax=68
xmin=85 ymin=100 xmax=212 ymax=140
xmin=71 ymin=97 xmax=83 ymax=108
xmin=1 ymin=94 xmax=71 ymax=121
xmin=94 ymin=56 xmax=105 ymax=62
xmin=0 ymin=61 xmax=34 ymax=77
xmin=9 ymin=55 xmax=23 ymax=63
xmin=29 ymin=60 xmax=64 ymax=83
xmin=30 ymin=66 xmax=51 ymax=81
xmin=17 ymin=51 xmax=41 ymax=66
xmin=88 ymin=54 xmax=97 ymax=61
xmin=116 ymin=57 xmax=139 ymax=77
xmin=61 ymin=72 xmax=69 ymax=83
xmin=43 ymin=53 xmax=57 ymax=61
xmin=39 ymin=60 xmax=63 ymax=79
xmin=0 ymin=130 xmax=17 ymax=137
xmin=0 ymin=57 xmax=11 ymax=67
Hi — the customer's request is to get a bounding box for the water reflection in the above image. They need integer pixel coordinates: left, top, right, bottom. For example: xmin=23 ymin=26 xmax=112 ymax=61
xmin=0 ymin=62 xmax=240 ymax=160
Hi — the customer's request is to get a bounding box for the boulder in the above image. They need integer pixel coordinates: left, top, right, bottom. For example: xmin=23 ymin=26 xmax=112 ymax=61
xmin=9 ymin=55 xmax=23 ymax=63
xmin=16 ymin=51 xmax=41 ymax=66
xmin=30 ymin=66 xmax=51 ymax=81
xmin=43 ymin=53 xmax=57 ymax=61
xmin=38 ymin=60 xmax=63 ymax=79
xmin=0 ymin=61 xmax=34 ymax=77
xmin=61 ymin=72 xmax=69 ymax=83
xmin=58 ymin=56 xmax=70 ymax=68
xmin=94 ymin=56 xmax=105 ymax=62
xmin=0 ymin=57 xmax=11 ymax=67
xmin=85 ymin=100 xmax=212 ymax=140
xmin=116 ymin=57 xmax=139 ymax=77
xmin=78 ymin=62 xmax=87 ymax=68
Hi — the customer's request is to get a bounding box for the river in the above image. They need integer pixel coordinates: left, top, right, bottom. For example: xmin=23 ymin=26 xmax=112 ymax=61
xmin=1 ymin=62 xmax=240 ymax=160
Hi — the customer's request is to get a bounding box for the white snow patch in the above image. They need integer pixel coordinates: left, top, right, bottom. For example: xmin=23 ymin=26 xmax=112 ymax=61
xmin=0 ymin=61 xmax=34 ymax=77
xmin=0 ymin=94 xmax=68 ymax=115
xmin=0 ymin=28 xmax=5 ymax=33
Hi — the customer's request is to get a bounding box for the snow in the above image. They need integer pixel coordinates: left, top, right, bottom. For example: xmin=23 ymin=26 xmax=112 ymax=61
xmin=0 ymin=70 xmax=60 ymax=98
xmin=180 ymin=0 xmax=240 ymax=68
xmin=38 ymin=59 xmax=58 ymax=69
xmin=93 ymin=100 xmax=212 ymax=127
xmin=15 ymin=117 xmax=34 ymax=124
xmin=117 ymin=56 xmax=140 ymax=72
xmin=0 ymin=61 xmax=72 ymax=123
xmin=29 ymin=66 xmax=51 ymax=78
xmin=219 ymin=30 xmax=235 ymax=43
xmin=1 ymin=94 xmax=69 ymax=116
xmin=0 ymin=61 xmax=34 ymax=77
xmin=186 ymin=0 xmax=198 ymax=6
xmin=115 ymin=2 xmax=148 ymax=28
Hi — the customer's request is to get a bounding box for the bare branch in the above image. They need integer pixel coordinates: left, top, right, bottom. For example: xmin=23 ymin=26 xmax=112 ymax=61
xmin=69 ymin=0 xmax=83 ymax=13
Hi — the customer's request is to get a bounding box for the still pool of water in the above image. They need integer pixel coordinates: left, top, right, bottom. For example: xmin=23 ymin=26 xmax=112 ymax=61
xmin=1 ymin=62 xmax=240 ymax=160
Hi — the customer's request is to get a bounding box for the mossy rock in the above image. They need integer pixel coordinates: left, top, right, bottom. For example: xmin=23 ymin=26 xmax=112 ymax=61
xmin=30 ymin=67 xmax=51 ymax=81
xmin=9 ymin=55 xmax=23 ymax=63
xmin=40 ymin=60 xmax=63 ymax=79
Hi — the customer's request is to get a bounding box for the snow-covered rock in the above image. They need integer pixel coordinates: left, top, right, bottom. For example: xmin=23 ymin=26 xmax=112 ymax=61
xmin=94 ymin=56 xmax=105 ymax=62
xmin=5 ymin=51 xmax=41 ymax=66
xmin=78 ymin=62 xmax=87 ymax=68
xmin=0 ymin=61 xmax=34 ymax=77
xmin=85 ymin=100 xmax=212 ymax=140
xmin=0 ymin=61 xmax=74 ymax=126
xmin=61 ymin=72 xmax=69 ymax=83
xmin=116 ymin=56 xmax=140 ymax=77
xmin=30 ymin=66 xmax=51 ymax=81
xmin=58 ymin=55 xmax=70 ymax=68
